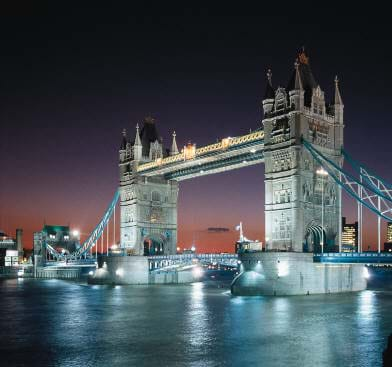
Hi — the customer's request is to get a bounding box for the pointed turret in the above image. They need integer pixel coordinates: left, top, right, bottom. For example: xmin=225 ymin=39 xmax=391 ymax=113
xmin=170 ymin=131 xmax=179 ymax=156
xmin=334 ymin=75 xmax=343 ymax=105
xmin=294 ymin=59 xmax=303 ymax=90
xmin=133 ymin=123 xmax=142 ymax=161
xmin=263 ymin=69 xmax=275 ymax=99
xmin=119 ymin=128 xmax=128 ymax=164
xmin=334 ymin=76 xmax=344 ymax=124
xmin=262 ymin=69 xmax=275 ymax=116
xmin=289 ymin=59 xmax=305 ymax=110
xmin=134 ymin=123 xmax=141 ymax=146
xmin=119 ymin=129 xmax=129 ymax=178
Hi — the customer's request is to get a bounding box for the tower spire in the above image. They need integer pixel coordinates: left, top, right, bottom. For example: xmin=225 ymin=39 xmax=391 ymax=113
xmin=170 ymin=131 xmax=179 ymax=156
xmin=294 ymin=59 xmax=303 ymax=90
xmin=262 ymin=69 xmax=275 ymax=116
xmin=134 ymin=123 xmax=141 ymax=146
xmin=267 ymin=69 xmax=272 ymax=85
xmin=263 ymin=69 xmax=275 ymax=100
xmin=334 ymin=75 xmax=343 ymax=105
xmin=334 ymin=75 xmax=344 ymax=124
xmin=133 ymin=123 xmax=142 ymax=161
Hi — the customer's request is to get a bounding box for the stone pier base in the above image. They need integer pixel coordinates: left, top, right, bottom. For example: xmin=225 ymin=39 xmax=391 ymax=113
xmin=231 ymin=252 xmax=367 ymax=296
xmin=88 ymin=255 xmax=200 ymax=285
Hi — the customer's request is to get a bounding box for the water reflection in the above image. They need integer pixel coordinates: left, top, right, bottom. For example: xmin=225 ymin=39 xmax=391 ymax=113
xmin=0 ymin=280 xmax=390 ymax=367
xmin=358 ymin=290 xmax=377 ymax=320
xmin=185 ymin=282 xmax=213 ymax=351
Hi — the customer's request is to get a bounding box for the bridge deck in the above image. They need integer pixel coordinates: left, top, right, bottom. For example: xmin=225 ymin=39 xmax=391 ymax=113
xmin=148 ymin=253 xmax=238 ymax=270
xmin=314 ymin=252 xmax=392 ymax=264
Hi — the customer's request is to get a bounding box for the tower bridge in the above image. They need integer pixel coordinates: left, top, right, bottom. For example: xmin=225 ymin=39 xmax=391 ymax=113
xmin=118 ymin=49 xmax=344 ymax=257
xmin=35 ymin=49 xmax=392 ymax=294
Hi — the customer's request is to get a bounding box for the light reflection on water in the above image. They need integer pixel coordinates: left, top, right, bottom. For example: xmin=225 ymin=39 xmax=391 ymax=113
xmin=0 ymin=279 xmax=391 ymax=367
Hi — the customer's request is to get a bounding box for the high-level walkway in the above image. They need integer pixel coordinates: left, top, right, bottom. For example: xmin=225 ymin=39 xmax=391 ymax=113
xmin=314 ymin=252 xmax=392 ymax=264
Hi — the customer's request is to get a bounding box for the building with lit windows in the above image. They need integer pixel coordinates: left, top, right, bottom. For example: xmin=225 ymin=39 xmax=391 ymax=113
xmin=387 ymin=222 xmax=392 ymax=243
xmin=0 ymin=229 xmax=23 ymax=266
xmin=341 ymin=217 xmax=358 ymax=252
xmin=34 ymin=225 xmax=80 ymax=259
xmin=384 ymin=222 xmax=392 ymax=252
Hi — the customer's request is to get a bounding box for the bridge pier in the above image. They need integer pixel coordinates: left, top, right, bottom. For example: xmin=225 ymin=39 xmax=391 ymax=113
xmin=231 ymin=252 xmax=367 ymax=296
xmin=88 ymin=255 xmax=202 ymax=285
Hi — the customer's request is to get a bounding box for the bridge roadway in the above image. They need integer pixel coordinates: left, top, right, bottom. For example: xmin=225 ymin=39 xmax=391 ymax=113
xmin=314 ymin=252 xmax=392 ymax=264
xmin=148 ymin=253 xmax=239 ymax=271
xmin=41 ymin=252 xmax=392 ymax=278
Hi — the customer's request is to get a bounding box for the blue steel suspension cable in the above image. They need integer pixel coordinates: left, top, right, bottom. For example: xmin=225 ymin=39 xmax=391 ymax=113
xmin=302 ymin=139 xmax=392 ymax=221
xmin=303 ymin=139 xmax=392 ymax=203
xmin=341 ymin=148 xmax=392 ymax=190
xmin=72 ymin=190 xmax=119 ymax=258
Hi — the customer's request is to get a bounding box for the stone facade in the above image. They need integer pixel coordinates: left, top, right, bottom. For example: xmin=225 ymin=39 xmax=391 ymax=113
xmin=263 ymin=51 xmax=344 ymax=253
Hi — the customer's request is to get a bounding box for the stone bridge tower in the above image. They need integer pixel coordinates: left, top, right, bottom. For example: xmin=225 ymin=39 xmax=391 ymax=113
xmin=119 ymin=117 xmax=179 ymax=255
xmin=262 ymin=50 xmax=344 ymax=252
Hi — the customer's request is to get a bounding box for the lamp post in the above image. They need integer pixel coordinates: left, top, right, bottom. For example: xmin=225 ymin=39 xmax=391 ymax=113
xmin=316 ymin=168 xmax=328 ymax=253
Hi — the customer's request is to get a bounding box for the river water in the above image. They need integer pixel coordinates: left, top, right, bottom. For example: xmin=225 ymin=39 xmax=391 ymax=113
xmin=0 ymin=278 xmax=391 ymax=367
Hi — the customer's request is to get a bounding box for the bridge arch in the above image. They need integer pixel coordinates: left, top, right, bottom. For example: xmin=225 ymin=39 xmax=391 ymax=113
xmin=143 ymin=233 xmax=167 ymax=256
xmin=304 ymin=224 xmax=326 ymax=253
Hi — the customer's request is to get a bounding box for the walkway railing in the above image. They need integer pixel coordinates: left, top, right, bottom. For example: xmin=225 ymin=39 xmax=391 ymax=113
xmin=148 ymin=253 xmax=238 ymax=271
xmin=314 ymin=252 xmax=392 ymax=264
xmin=137 ymin=130 xmax=264 ymax=173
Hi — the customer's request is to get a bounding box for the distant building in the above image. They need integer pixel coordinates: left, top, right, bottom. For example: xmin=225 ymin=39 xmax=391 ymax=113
xmin=341 ymin=217 xmax=358 ymax=252
xmin=384 ymin=243 xmax=392 ymax=252
xmin=34 ymin=225 xmax=80 ymax=260
xmin=387 ymin=222 xmax=392 ymax=243
xmin=383 ymin=222 xmax=392 ymax=252
xmin=234 ymin=222 xmax=263 ymax=253
xmin=0 ymin=229 xmax=23 ymax=266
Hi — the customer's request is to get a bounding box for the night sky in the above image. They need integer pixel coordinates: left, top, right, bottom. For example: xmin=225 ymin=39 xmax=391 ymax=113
xmin=1 ymin=7 xmax=392 ymax=252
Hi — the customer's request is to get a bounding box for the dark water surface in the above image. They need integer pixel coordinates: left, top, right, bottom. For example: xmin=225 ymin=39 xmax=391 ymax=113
xmin=0 ymin=278 xmax=391 ymax=367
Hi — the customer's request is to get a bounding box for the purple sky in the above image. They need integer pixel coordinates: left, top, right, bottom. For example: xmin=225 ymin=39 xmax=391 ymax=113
xmin=1 ymin=8 xmax=392 ymax=251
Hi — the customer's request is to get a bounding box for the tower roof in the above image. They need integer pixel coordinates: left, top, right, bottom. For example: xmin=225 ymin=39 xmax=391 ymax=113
xmin=263 ymin=69 xmax=275 ymax=100
xmin=287 ymin=49 xmax=317 ymax=106
xmin=140 ymin=116 xmax=161 ymax=156
xmin=120 ymin=128 xmax=128 ymax=150
xmin=334 ymin=75 xmax=343 ymax=105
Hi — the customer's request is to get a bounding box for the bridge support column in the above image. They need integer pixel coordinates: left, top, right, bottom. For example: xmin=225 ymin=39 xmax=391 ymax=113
xmin=262 ymin=54 xmax=343 ymax=253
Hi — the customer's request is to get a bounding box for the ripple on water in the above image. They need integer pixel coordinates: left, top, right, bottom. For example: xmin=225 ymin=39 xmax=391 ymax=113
xmin=0 ymin=279 xmax=390 ymax=367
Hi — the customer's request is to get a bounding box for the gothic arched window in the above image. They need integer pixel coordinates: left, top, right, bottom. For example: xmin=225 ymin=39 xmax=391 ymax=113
xmin=151 ymin=191 xmax=161 ymax=202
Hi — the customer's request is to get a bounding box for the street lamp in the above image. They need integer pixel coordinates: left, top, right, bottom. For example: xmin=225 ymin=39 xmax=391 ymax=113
xmin=316 ymin=167 xmax=328 ymax=253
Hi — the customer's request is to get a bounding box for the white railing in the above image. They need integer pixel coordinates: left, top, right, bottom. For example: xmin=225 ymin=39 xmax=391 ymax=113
xmin=137 ymin=130 xmax=264 ymax=173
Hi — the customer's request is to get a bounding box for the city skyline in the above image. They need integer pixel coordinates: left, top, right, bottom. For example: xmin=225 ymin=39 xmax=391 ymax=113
xmin=1 ymin=11 xmax=392 ymax=252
